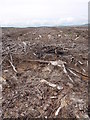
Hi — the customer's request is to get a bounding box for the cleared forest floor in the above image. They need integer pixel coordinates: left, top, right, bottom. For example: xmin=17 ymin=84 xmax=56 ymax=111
xmin=1 ymin=27 xmax=89 ymax=119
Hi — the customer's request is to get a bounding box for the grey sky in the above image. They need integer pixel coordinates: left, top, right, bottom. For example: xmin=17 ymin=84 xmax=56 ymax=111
xmin=0 ymin=0 xmax=89 ymax=27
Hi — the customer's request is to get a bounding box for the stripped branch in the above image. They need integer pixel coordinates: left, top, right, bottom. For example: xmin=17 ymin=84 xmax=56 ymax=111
xmin=68 ymin=67 xmax=89 ymax=78
xmin=55 ymin=96 xmax=68 ymax=116
xmin=9 ymin=60 xmax=17 ymax=73
xmin=40 ymin=79 xmax=63 ymax=90
xmin=67 ymin=68 xmax=80 ymax=78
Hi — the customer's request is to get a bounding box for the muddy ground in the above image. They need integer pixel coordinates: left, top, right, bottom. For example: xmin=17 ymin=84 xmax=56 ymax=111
xmin=1 ymin=27 xmax=89 ymax=119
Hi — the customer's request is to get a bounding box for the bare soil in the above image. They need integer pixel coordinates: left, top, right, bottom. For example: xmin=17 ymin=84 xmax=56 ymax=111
xmin=1 ymin=27 xmax=89 ymax=119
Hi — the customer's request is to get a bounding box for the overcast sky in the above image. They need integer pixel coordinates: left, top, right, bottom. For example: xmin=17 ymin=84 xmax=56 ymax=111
xmin=0 ymin=0 xmax=89 ymax=27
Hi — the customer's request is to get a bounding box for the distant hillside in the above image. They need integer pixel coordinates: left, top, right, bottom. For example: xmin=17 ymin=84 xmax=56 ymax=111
xmin=80 ymin=24 xmax=90 ymax=27
xmin=81 ymin=24 xmax=88 ymax=27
